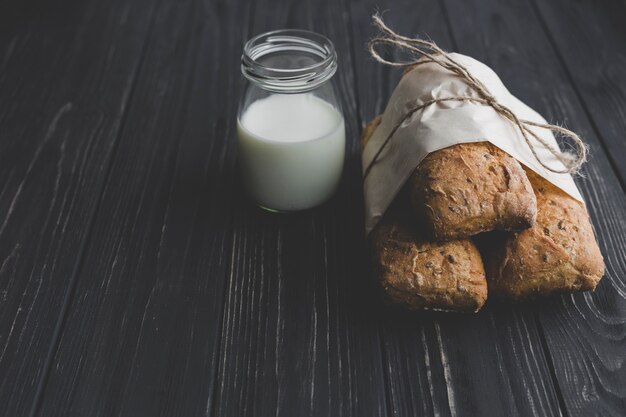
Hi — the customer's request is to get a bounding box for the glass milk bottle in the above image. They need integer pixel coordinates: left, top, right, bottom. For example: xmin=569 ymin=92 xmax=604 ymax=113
xmin=237 ymin=29 xmax=345 ymax=212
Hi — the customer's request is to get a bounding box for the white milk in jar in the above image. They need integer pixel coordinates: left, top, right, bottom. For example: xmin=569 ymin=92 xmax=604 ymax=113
xmin=237 ymin=29 xmax=345 ymax=212
xmin=237 ymin=93 xmax=345 ymax=211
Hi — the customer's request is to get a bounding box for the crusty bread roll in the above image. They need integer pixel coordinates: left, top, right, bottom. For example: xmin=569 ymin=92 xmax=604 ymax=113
xmin=408 ymin=142 xmax=537 ymax=241
xmin=484 ymin=169 xmax=605 ymax=301
xmin=363 ymin=117 xmax=488 ymax=312
xmin=364 ymin=116 xmax=537 ymax=241
xmin=370 ymin=211 xmax=488 ymax=312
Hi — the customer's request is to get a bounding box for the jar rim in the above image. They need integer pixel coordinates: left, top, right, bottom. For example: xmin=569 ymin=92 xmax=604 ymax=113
xmin=241 ymin=29 xmax=338 ymax=93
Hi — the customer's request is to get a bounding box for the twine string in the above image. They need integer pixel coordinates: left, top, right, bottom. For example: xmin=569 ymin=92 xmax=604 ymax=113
xmin=363 ymin=14 xmax=587 ymax=180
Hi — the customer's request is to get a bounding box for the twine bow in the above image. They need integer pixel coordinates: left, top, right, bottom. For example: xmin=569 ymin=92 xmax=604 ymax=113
xmin=363 ymin=14 xmax=587 ymax=180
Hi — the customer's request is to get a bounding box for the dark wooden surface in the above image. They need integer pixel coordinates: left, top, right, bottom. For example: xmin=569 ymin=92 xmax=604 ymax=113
xmin=1 ymin=0 xmax=625 ymax=416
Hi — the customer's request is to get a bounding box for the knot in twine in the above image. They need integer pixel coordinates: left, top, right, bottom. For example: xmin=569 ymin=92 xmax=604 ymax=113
xmin=363 ymin=14 xmax=587 ymax=180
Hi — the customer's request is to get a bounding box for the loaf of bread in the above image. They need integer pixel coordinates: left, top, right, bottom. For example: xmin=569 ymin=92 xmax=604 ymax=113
xmin=363 ymin=117 xmax=488 ymax=312
xmin=484 ymin=169 xmax=604 ymax=301
xmin=408 ymin=142 xmax=537 ymax=241
xmin=364 ymin=116 xmax=538 ymax=241
xmin=370 ymin=210 xmax=488 ymax=312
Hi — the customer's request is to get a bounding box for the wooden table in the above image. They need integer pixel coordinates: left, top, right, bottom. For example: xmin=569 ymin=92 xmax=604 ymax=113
xmin=1 ymin=0 xmax=625 ymax=416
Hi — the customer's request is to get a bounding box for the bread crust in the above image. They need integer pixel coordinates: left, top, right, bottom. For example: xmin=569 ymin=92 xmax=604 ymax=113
xmin=370 ymin=215 xmax=487 ymax=312
xmin=409 ymin=142 xmax=537 ymax=241
xmin=485 ymin=169 xmax=605 ymax=301
xmin=362 ymin=115 xmax=537 ymax=241
xmin=363 ymin=117 xmax=487 ymax=312
xmin=362 ymin=113 xmax=604 ymax=306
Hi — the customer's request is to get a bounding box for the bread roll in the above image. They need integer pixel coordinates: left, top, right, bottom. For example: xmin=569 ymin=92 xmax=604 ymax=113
xmin=363 ymin=116 xmax=537 ymax=241
xmin=370 ymin=211 xmax=488 ymax=312
xmin=408 ymin=142 xmax=537 ymax=241
xmin=484 ymin=169 xmax=605 ymax=301
xmin=363 ymin=117 xmax=488 ymax=312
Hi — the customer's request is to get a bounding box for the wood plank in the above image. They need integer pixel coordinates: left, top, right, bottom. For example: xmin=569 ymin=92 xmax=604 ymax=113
xmin=349 ymin=1 xmax=563 ymax=416
xmin=34 ymin=0 xmax=252 ymax=415
xmin=531 ymin=0 xmax=626 ymax=188
xmin=441 ymin=0 xmax=626 ymax=415
xmin=211 ymin=0 xmax=389 ymax=415
xmin=0 ymin=1 xmax=156 ymax=416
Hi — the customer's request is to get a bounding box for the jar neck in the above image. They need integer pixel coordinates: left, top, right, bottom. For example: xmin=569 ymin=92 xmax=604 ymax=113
xmin=241 ymin=29 xmax=338 ymax=94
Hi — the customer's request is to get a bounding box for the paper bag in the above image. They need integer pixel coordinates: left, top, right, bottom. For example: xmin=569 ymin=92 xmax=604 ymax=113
xmin=362 ymin=53 xmax=583 ymax=234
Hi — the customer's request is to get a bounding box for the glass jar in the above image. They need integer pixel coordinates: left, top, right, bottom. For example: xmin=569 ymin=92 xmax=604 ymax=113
xmin=237 ymin=29 xmax=345 ymax=212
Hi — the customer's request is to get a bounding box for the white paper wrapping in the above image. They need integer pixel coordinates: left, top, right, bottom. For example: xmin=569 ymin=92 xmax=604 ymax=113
xmin=362 ymin=52 xmax=583 ymax=234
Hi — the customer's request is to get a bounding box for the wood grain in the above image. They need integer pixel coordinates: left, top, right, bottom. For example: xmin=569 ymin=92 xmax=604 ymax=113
xmin=34 ymin=0 xmax=251 ymax=415
xmin=1 ymin=0 xmax=624 ymax=415
xmin=0 ymin=1 xmax=156 ymax=416
xmin=531 ymin=0 xmax=626 ymax=188
xmin=349 ymin=1 xmax=563 ymax=416
xmin=441 ymin=0 xmax=626 ymax=415
xmin=211 ymin=0 xmax=389 ymax=415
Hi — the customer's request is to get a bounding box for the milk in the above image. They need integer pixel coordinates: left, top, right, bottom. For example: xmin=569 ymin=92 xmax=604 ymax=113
xmin=237 ymin=93 xmax=345 ymax=211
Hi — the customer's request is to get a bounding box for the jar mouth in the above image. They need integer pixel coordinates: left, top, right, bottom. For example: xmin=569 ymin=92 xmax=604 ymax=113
xmin=241 ymin=29 xmax=338 ymax=93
